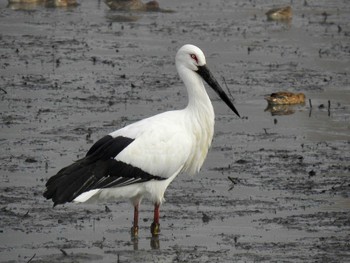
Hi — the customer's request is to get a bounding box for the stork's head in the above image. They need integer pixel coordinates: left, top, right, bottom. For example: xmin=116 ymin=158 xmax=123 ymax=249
xmin=176 ymin=44 xmax=207 ymax=71
xmin=176 ymin=44 xmax=240 ymax=118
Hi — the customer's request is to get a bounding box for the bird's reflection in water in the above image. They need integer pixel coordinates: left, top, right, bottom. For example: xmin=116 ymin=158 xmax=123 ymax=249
xmin=132 ymin=235 xmax=138 ymax=250
xmin=131 ymin=235 xmax=160 ymax=250
xmin=104 ymin=0 xmax=174 ymax=13
xmin=150 ymin=235 xmax=160 ymax=249
xmin=264 ymin=104 xmax=303 ymax=116
xmin=7 ymin=0 xmax=78 ymax=10
xmin=105 ymin=13 xmax=141 ymax=23
xmin=7 ymin=2 xmax=37 ymax=9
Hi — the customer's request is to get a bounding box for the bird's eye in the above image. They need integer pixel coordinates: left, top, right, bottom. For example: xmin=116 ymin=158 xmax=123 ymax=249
xmin=190 ymin=54 xmax=198 ymax=63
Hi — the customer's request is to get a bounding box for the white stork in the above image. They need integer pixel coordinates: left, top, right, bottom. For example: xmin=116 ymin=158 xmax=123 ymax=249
xmin=43 ymin=44 xmax=240 ymax=237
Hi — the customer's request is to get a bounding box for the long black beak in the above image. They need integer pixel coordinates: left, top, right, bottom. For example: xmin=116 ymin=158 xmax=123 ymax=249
xmin=197 ymin=65 xmax=240 ymax=118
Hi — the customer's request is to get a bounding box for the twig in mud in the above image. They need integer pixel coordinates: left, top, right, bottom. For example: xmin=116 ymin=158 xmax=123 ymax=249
xmin=26 ymin=253 xmax=36 ymax=263
xmin=0 ymin=87 xmax=7 ymax=94
xmin=228 ymin=176 xmax=238 ymax=184
xmin=322 ymin=11 xmax=328 ymax=23
xmin=22 ymin=210 xmax=30 ymax=218
xmin=228 ymin=176 xmax=240 ymax=191
xmin=263 ymin=128 xmax=268 ymax=135
xmin=222 ymin=77 xmax=235 ymax=102
xmin=328 ymin=100 xmax=331 ymax=117
xmin=60 ymin=249 xmax=68 ymax=256
xmin=331 ymin=181 xmax=346 ymax=191
xmin=309 ymin=98 xmax=312 ymax=117
xmin=105 ymin=205 xmax=111 ymax=213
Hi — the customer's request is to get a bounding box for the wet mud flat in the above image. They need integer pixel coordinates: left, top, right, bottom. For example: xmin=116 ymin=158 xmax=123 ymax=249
xmin=0 ymin=0 xmax=349 ymax=262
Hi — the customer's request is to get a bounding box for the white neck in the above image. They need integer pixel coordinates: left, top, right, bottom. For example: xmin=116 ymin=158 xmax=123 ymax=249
xmin=176 ymin=65 xmax=213 ymax=114
xmin=176 ymin=64 xmax=215 ymax=175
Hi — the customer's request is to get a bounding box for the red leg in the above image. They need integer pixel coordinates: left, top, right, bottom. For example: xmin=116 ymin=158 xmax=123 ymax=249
xmin=154 ymin=203 xmax=160 ymax=225
xmin=151 ymin=203 xmax=160 ymax=236
xmin=131 ymin=203 xmax=139 ymax=237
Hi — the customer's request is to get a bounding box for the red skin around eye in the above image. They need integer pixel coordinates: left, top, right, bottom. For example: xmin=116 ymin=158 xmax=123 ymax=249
xmin=190 ymin=54 xmax=198 ymax=64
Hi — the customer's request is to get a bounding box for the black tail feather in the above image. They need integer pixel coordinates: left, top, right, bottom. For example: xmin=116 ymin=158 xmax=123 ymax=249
xmin=43 ymin=159 xmax=95 ymax=205
xmin=43 ymin=135 xmax=167 ymax=206
xmin=43 ymin=135 xmax=134 ymax=206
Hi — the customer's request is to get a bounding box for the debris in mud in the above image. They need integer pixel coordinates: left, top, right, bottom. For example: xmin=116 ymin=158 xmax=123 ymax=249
xmin=60 ymin=249 xmax=68 ymax=256
xmin=308 ymin=170 xmax=316 ymax=177
xmin=201 ymin=212 xmax=211 ymax=223
xmin=0 ymin=87 xmax=7 ymax=94
xmin=105 ymin=205 xmax=112 ymax=213
xmin=227 ymin=176 xmax=240 ymax=185
xmin=25 ymin=157 xmax=38 ymax=163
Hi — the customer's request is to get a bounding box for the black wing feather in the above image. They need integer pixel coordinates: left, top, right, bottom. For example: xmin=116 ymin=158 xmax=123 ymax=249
xmin=43 ymin=135 xmax=166 ymax=206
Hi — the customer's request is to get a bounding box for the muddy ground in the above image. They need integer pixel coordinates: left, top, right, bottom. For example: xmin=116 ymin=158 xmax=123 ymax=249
xmin=0 ymin=0 xmax=349 ymax=262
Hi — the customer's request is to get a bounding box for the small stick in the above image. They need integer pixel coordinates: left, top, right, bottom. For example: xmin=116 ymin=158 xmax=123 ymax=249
xmin=228 ymin=176 xmax=237 ymax=184
xmin=22 ymin=210 xmax=30 ymax=218
xmin=308 ymin=98 xmax=313 ymax=117
xmin=222 ymin=77 xmax=235 ymax=102
xmin=27 ymin=254 xmax=36 ymax=263
xmin=328 ymin=100 xmax=331 ymax=117
xmin=0 ymin=87 xmax=7 ymax=94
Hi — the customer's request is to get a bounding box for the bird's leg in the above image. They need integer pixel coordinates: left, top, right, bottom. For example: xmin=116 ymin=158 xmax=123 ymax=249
xmin=131 ymin=203 xmax=139 ymax=238
xmin=150 ymin=203 xmax=160 ymax=236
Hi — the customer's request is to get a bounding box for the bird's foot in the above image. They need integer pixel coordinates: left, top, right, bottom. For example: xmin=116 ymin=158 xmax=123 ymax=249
xmin=131 ymin=225 xmax=139 ymax=238
xmin=150 ymin=222 xmax=160 ymax=236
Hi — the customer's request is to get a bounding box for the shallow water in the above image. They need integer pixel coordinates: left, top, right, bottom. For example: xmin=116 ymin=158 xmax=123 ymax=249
xmin=0 ymin=0 xmax=349 ymax=262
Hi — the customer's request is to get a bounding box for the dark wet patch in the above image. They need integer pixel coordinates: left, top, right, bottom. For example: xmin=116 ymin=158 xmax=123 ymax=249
xmin=257 ymin=211 xmax=350 ymax=232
